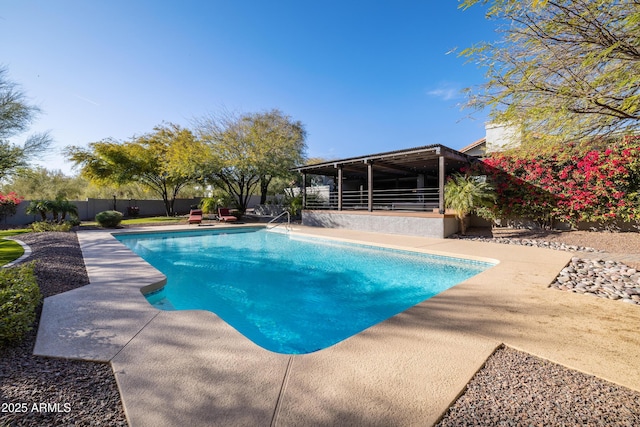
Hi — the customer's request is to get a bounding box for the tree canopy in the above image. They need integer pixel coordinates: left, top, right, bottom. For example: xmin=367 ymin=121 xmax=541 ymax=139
xmin=65 ymin=123 xmax=208 ymax=215
xmin=0 ymin=165 xmax=164 ymax=201
xmin=1 ymin=167 xmax=85 ymax=200
xmin=461 ymin=0 xmax=640 ymax=150
xmin=196 ymin=109 xmax=307 ymax=212
xmin=0 ymin=66 xmax=52 ymax=180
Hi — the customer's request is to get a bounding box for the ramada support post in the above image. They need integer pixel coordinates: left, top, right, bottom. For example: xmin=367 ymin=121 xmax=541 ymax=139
xmin=337 ymin=164 xmax=343 ymax=211
xmin=366 ymin=160 xmax=373 ymax=212
xmin=302 ymin=172 xmax=307 ymax=209
xmin=438 ymin=153 xmax=445 ymax=214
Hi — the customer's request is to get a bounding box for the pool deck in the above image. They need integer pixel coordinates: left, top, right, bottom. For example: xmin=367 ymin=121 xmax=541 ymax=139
xmin=34 ymin=224 xmax=640 ymax=426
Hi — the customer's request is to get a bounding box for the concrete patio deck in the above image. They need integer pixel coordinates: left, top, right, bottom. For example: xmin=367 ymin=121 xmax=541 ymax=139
xmin=34 ymin=225 xmax=640 ymax=426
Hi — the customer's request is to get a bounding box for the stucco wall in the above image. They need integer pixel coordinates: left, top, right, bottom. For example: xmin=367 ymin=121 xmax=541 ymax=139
xmin=301 ymin=210 xmax=459 ymax=238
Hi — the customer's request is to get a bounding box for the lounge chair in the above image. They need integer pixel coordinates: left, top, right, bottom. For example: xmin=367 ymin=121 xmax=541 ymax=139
xmin=188 ymin=209 xmax=203 ymax=225
xmin=218 ymin=207 xmax=237 ymax=222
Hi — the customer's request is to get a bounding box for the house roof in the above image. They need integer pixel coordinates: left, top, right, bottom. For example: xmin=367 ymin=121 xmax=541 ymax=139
xmin=294 ymin=144 xmax=473 ymax=179
xmin=459 ymin=137 xmax=486 ymax=154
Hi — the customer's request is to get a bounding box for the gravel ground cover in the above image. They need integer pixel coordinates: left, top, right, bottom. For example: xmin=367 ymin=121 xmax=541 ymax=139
xmin=466 ymin=227 xmax=640 ymax=256
xmin=436 ymin=346 xmax=640 ymax=426
xmin=0 ymin=232 xmax=127 ymax=427
xmin=1 ymin=229 xmax=639 ymax=426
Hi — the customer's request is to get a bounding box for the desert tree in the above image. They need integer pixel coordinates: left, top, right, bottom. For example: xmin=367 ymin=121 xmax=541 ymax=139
xmin=195 ymin=109 xmax=307 ymax=212
xmin=0 ymin=66 xmax=52 ymax=179
xmin=66 ymin=123 xmax=209 ymax=216
xmin=461 ymin=0 xmax=640 ymax=152
xmin=2 ymin=167 xmax=86 ymax=200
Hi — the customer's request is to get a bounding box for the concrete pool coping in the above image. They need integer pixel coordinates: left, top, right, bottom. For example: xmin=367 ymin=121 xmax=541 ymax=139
xmin=34 ymin=224 xmax=640 ymax=426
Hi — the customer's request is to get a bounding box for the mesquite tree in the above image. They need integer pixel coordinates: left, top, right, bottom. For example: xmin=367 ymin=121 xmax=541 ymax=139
xmin=461 ymin=0 xmax=640 ymax=151
xmin=66 ymin=123 xmax=208 ymax=216
xmin=0 ymin=67 xmax=52 ymax=179
xmin=195 ymin=109 xmax=307 ymax=213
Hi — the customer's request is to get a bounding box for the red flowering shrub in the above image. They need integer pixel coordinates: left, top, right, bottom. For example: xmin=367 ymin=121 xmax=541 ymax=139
xmin=0 ymin=192 xmax=23 ymax=221
xmin=469 ymin=136 xmax=640 ymax=227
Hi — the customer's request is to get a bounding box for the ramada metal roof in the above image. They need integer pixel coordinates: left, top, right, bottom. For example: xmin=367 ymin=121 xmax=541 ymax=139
xmin=293 ymin=144 xmax=473 ymax=179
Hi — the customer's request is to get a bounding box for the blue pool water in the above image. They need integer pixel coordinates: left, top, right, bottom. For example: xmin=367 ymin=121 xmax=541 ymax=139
xmin=115 ymin=228 xmax=493 ymax=354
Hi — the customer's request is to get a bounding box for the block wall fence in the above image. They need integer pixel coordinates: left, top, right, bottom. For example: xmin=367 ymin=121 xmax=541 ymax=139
xmin=2 ymin=198 xmax=204 ymax=226
xmin=3 ymin=196 xmax=268 ymax=226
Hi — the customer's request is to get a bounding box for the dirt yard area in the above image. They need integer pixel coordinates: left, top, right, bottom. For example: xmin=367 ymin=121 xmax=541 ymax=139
xmin=467 ymin=227 xmax=640 ymax=255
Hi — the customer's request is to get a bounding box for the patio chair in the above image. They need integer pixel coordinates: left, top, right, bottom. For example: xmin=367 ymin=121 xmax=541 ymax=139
xmin=188 ymin=209 xmax=203 ymax=225
xmin=218 ymin=207 xmax=237 ymax=223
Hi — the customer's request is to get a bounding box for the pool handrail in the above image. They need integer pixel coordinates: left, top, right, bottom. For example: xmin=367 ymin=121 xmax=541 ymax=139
xmin=267 ymin=210 xmax=291 ymax=232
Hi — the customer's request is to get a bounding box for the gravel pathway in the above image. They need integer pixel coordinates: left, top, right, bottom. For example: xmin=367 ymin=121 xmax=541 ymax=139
xmin=0 ymin=232 xmax=127 ymax=427
xmin=1 ymin=230 xmax=639 ymax=426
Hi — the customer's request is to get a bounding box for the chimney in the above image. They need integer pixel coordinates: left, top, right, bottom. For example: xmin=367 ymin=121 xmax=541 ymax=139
xmin=485 ymin=123 xmax=520 ymax=152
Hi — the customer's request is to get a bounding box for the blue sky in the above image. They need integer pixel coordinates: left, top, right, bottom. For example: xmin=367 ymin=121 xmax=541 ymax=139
xmin=1 ymin=1 xmax=497 ymax=175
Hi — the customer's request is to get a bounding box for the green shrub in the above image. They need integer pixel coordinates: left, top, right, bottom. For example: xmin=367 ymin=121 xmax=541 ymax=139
xmin=95 ymin=210 xmax=123 ymax=228
xmin=198 ymin=197 xmax=217 ymax=214
xmin=284 ymin=193 xmax=303 ymax=216
xmin=67 ymin=217 xmax=81 ymax=227
xmin=29 ymin=221 xmax=73 ymax=232
xmin=0 ymin=262 xmax=41 ymax=343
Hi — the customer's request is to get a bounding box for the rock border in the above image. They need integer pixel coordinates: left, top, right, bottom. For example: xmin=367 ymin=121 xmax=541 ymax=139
xmin=450 ymin=234 xmax=639 ymax=306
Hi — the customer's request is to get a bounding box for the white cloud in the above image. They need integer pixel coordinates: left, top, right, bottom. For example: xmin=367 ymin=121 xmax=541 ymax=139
xmin=426 ymin=83 xmax=461 ymax=101
xmin=73 ymin=94 xmax=100 ymax=106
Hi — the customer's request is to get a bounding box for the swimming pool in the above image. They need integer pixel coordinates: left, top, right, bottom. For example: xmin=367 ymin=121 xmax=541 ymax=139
xmin=116 ymin=227 xmax=493 ymax=354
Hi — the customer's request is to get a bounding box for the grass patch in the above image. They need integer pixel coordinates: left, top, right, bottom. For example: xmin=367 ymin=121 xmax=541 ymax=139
xmin=0 ymin=228 xmax=31 ymax=238
xmin=122 ymin=216 xmax=183 ymax=225
xmin=0 ymin=229 xmax=29 ymax=266
xmin=0 ymin=239 xmax=25 ymax=266
xmin=82 ymin=216 xmax=184 ymax=227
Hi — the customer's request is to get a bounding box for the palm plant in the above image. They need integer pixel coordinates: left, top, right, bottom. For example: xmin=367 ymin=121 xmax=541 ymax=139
xmin=25 ymin=198 xmax=78 ymax=223
xmin=444 ymin=173 xmax=496 ymax=235
xmin=25 ymin=200 xmax=53 ymax=221
xmin=52 ymin=198 xmax=79 ymax=222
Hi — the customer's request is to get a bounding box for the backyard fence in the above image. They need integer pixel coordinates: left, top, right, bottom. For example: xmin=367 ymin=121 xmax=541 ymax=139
xmin=2 ymin=198 xmax=203 ymax=226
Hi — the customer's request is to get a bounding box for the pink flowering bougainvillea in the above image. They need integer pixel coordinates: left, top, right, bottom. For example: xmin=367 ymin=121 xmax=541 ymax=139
xmin=468 ymin=136 xmax=640 ymax=227
xmin=0 ymin=192 xmax=23 ymax=222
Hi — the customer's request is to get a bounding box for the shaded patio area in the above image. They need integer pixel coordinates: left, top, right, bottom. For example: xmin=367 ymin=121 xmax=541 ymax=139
xmin=293 ymin=145 xmax=472 ymax=238
xmin=294 ymin=144 xmax=472 ymax=213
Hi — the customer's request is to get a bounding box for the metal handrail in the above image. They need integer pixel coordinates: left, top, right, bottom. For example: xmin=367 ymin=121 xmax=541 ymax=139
xmin=304 ymin=187 xmax=440 ymax=211
xmin=266 ymin=210 xmax=291 ymax=232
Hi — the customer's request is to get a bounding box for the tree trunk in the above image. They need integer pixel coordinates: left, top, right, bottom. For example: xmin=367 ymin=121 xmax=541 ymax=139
xmin=160 ymin=182 xmax=172 ymax=216
xmin=259 ymin=176 xmax=271 ymax=205
xmin=459 ymin=216 xmax=467 ymax=235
